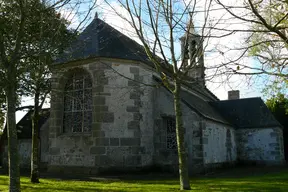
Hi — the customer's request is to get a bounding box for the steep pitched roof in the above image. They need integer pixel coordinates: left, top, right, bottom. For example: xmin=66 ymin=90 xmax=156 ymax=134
xmin=1 ymin=108 xmax=50 ymax=140
xmin=54 ymin=18 xmax=151 ymax=65
xmin=210 ymin=98 xmax=281 ymax=129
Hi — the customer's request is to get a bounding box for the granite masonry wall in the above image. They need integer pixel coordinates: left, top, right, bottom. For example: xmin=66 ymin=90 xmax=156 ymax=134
xmin=48 ymin=59 xmax=155 ymax=174
xmin=236 ymin=127 xmax=285 ymax=164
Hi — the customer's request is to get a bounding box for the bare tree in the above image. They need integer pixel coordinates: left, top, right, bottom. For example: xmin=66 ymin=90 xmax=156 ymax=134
xmin=103 ymin=0 xmax=220 ymax=190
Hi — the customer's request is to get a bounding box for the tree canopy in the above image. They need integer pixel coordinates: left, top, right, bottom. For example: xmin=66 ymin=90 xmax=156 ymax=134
xmin=0 ymin=0 xmax=77 ymax=190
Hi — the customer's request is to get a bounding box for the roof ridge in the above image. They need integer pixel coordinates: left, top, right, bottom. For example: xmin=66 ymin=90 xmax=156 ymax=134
xmin=214 ymin=97 xmax=262 ymax=102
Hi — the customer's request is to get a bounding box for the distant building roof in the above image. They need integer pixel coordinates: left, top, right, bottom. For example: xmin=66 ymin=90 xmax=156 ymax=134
xmin=1 ymin=108 xmax=50 ymax=140
xmin=54 ymin=18 xmax=151 ymax=65
xmin=210 ymin=98 xmax=281 ymax=129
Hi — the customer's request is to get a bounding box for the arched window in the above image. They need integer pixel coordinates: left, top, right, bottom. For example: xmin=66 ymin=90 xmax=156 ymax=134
xmin=63 ymin=70 xmax=92 ymax=133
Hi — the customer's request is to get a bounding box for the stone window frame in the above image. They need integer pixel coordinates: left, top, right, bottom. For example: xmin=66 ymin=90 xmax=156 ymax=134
xmin=163 ymin=116 xmax=177 ymax=150
xmin=62 ymin=68 xmax=93 ymax=133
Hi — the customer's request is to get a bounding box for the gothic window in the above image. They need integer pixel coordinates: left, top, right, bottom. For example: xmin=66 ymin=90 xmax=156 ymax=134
xmin=63 ymin=70 xmax=92 ymax=133
xmin=166 ymin=117 xmax=177 ymax=150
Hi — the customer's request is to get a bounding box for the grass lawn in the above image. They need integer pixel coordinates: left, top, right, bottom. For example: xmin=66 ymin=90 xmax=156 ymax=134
xmin=0 ymin=167 xmax=287 ymax=191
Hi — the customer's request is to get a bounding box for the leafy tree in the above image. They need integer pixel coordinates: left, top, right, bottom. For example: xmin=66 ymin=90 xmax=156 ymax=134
xmin=1 ymin=1 xmax=32 ymax=190
xmin=215 ymin=0 xmax=287 ymax=93
xmin=0 ymin=0 xmax=81 ymax=190
xmin=22 ymin=4 xmax=75 ymax=183
xmin=266 ymin=94 xmax=288 ymax=160
xmin=266 ymin=94 xmax=288 ymax=118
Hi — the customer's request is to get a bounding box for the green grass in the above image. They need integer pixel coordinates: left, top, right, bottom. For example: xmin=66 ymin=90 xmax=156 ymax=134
xmin=0 ymin=168 xmax=288 ymax=191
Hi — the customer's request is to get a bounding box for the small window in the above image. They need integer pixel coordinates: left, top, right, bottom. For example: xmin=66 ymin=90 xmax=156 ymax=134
xmin=165 ymin=117 xmax=177 ymax=150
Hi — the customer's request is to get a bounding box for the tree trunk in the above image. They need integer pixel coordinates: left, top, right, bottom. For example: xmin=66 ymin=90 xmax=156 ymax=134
xmin=30 ymin=92 xmax=40 ymax=183
xmin=6 ymin=66 xmax=21 ymax=192
xmin=173 ymin=79 xmax=191 ymax=190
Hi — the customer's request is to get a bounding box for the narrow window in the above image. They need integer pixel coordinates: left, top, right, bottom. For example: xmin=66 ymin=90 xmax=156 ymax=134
xmin=63 ymin=70 xmax=92 ymax=133
xmin=166 ymin=117 xmax=177 ymax=150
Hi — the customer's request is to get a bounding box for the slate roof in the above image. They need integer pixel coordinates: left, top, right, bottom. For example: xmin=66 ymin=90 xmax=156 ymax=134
xmin=1 ymin=108 xmax=50 ymax=140
xmin=184 ymin=82 xmax=219 ymax=101
xmin=210 ymin=98 xmax=281 ymax=129
xmin=54 ymin=17 xmax=151 ymax=65
xmin=180 ymin=90 xmax=230 ymax=125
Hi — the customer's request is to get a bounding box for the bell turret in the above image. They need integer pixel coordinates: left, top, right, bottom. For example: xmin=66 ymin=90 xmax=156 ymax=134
xmin=180 ymin=19 xmax=205 ymax=86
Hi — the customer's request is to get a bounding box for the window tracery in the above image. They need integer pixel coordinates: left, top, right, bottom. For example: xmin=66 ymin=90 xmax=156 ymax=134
xmin=63 ymin=71 xmax=92 ymax=133
xmin=166 ymin=117 xmax=177 ymax=150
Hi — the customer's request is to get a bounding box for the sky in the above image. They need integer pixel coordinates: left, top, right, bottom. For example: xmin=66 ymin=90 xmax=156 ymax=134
xmin=16 ymin=0 xmax=266 ymax=122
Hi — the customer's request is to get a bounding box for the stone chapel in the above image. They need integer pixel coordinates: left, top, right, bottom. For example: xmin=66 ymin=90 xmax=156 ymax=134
xmin=1 ymin=16 xmax=285 ymax=174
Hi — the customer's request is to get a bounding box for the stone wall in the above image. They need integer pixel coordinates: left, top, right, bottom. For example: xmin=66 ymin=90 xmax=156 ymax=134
xmin=48 ymin=59 xmax=155 ymax=173
xmin=236 ymin=127 xmax=285 ymax=164
xmin=2 ymin=139 xmax=31 ymax=169
xmin=2 ymin=120 xmax=50 ymax=169
xmin=152 ymin=86 xmax=204 ymax=173
xmin=203 ymin=121 xmax=237 ymax=166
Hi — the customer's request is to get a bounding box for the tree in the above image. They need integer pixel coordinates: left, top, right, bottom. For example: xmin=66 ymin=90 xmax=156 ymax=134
xmin=266 ymin=94 xmax=288 ymax=160
xmin=266 ymin=94 xmax=288 ymax=122
xmin=1 ymin=1 xmax=33 ymax=190
xmin=22 ymin=3 xmax=77 ymax=182
xmin=0 ymin=0 xmax=95 ymax=190
xmin=21 ymin=1 xmax=96 ymax=184
xmin=214 ymin=0 xmax=287 ymax=93
xmin=104 ymin=0 xmax=217 ymax=190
